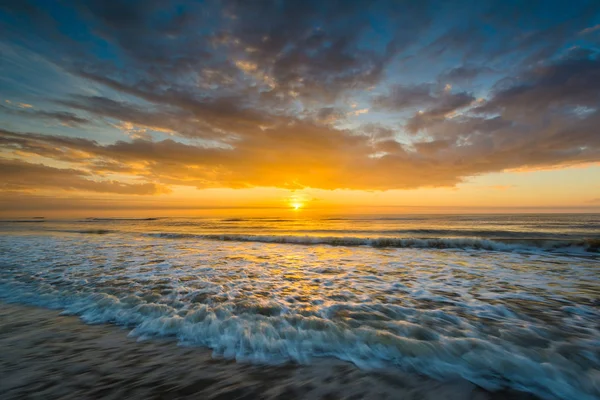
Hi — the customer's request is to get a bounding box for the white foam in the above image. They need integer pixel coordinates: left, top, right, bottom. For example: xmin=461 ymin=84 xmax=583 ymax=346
xmin=146 ymin=233 xmax=597 ymax=255
xmin=0 ymin=232 xmax=598 ymax=400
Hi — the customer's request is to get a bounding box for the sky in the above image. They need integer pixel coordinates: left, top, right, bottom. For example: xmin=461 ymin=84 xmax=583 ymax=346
xmin=1 ymin=0 xmax=600 ymax=216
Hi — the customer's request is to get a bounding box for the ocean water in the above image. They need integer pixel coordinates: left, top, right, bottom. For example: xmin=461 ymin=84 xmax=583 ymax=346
xmin=0 ymin=214 xmax=598 ymax=399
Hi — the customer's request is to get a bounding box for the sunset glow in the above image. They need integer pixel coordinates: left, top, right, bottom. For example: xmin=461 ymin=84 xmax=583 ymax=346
xmin=1 ymin=3 xmax=600 ymax=400
xmin=0 ymin=1 xmax=599 ymax=217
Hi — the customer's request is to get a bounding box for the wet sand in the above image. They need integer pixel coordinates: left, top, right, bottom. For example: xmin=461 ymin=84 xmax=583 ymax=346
xmin=0 ymin=303 xmax=538 ymax=400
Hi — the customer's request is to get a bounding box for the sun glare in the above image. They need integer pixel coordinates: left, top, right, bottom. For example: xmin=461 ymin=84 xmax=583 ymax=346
xmin=291 ymin=202 xmax=303 ymax=211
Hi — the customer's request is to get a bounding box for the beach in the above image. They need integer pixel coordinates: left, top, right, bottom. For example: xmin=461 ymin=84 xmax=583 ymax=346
xmin=0 ymin=302 xmax=540 ymax=399
xmin=0 ymin=215 xmax=598 ymax=399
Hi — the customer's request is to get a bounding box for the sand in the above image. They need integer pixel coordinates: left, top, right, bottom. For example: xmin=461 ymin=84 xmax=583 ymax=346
xmin=0 ymin=302 xmax=538 ymax=400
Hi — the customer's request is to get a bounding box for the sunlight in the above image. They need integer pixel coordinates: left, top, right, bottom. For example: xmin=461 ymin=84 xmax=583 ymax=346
xmin=1 ymin=2 xmax=597 ymax=399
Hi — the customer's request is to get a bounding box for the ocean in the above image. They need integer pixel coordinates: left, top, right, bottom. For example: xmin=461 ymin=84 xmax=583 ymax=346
xmin=0 ymin=214 xmax=598 ymax=400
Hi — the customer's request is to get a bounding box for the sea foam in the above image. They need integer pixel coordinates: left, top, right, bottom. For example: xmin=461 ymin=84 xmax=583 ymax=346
xmin=146 ymin=233 xmax=598 ymax=254
xmin=0 ymin=218 xmax=599 ymax=400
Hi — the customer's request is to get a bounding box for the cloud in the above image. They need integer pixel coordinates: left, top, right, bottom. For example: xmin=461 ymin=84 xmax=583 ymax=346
xmin=405 ymin=91 xmax=475 ymax=133
xmin=113 ymin=122 xmax=152 ymax=140
xmin=580 ymin=24 xmax=600 ymax=35
xmin=348 ymin=108 xmax=369 ymax=116
xmin=374 ymin=83 xmax=437 ymax=110
xmin=477 ymin=56 xmax=600 ymax=117
xmin=1 ymin=0 xmax=436 ymax=113
xmin=373 ymin=84 xmax=476 ymax=131
xmin=1 ymin=83 xmax=599 ymax=193
xmin=0 ymin=0 xmax=599 ymax=200
xmin=0 ymin=158 xmax=166 ymax=195
xmin=0 ymin=104 xmax=90 ymax=126
xmin=438 ymin=65 xmax=494 ymax=84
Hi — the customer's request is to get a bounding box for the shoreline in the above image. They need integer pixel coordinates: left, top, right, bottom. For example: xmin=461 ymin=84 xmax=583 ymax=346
xmin=0 ymin=302 xmax=539 ymax=399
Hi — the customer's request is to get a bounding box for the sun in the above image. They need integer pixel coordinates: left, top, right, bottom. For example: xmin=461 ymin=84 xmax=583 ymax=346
xmin=287 ymin=193 xmax=307 ymax=211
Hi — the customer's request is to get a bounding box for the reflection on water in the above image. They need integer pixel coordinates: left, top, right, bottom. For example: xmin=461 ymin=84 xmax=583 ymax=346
xmin=0 ymin=215 xmax=599 ymax=400
xmin=2 ymin=214 xmax=599 ymax=253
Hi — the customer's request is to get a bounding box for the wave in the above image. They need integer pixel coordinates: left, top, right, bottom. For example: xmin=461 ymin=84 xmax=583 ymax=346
xmin=221 ymin=218 xmax=296 ymax=223
xmin=84 ymin=217 xmax=160 ymax=222
xmin=1 ymin=229 xmax=599 ymax=400
xmin=281 ymin=228 xmax=599 ymax=239
xmin=76 ymin=229 xmax=113 ymax=234
xmin=0 ymin=286 xmax=597 ymax=400
xmin=49 ymin=229 xmax=115 ymax=235
xmin=0 ymin=219 xmax=46 ymax=223
xmin=146 ymin=233 xmax=600 ymax=254
xmin=319 ymin=216 xmax=433 ymax=221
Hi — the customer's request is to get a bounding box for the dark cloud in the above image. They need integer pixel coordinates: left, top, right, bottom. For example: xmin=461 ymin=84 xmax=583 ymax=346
xmin=477 ymin=55 xmax=600 ymax=116
xmin=400 ymin=54 xmax=600 ymax=172
xmin=2 ymin=0 xmax=435 ymax=112
xmin=56 ymin=91 xmax=268 ymax=141
xmin=374 ymin=84 xmax=437 ymax=110
xmin=0 ymin=158 xmax=165 ymax=195
xmin=0 ymin=105 xmax=90 ymax=126
xmin=374 ymin=84 xmax=477 ymax=133
xmin=437 ymin=65 xmax=494 ymax=84
xmin=405 ymin=92 xmax=475 ymax=133
xmin=423 ymin=1 xmax=600 ymax=67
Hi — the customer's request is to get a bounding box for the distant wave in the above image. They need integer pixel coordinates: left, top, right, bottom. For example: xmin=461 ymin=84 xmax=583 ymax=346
xmin=319 ymin=217 xmax=431 ymax=221
xmin=221 ymin=218 xmax=296 ymax=223
xmin=0 ymin=219 xmax=46 ymax=223
xmin=292 ymin=228 xmax=599 ymax=239
xmin=76 ymin=229 xmax=113 ymax=234
xmin=146 ymin=233 xmax=600 ymax=254
xmin=52 ymin=229 xmax=114 ymax=235
xmin=84 ymin=217 xmax=159 ymax=221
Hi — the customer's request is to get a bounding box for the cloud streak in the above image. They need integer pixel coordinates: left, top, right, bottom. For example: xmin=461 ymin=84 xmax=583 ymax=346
xmin=0 ymin=158 xmax=165 ymax=195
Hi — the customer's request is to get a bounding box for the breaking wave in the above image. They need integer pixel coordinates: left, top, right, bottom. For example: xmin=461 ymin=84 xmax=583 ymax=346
xmin=0 ymin=285 xmax=598 ymax=400
xmin=146 ymin=233 xmax=599 ymax=254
